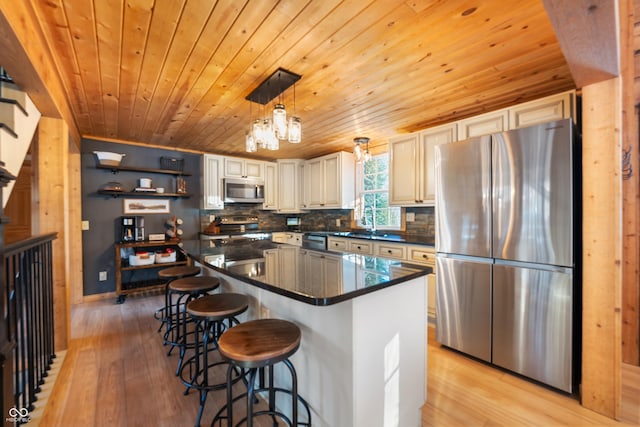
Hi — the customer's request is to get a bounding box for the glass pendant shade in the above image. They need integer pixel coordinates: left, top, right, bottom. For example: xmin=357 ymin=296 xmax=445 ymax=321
xmin=353 ymin=143 xmax=362 ymax=161
xmin=273 ymin=103 xmax=287 ymax=139
xmin=245 ymin=132 xmax=257 ymax=152
xmin=363 ymin=149 xmax=372 ymax=162
xmin=287 ymin=116 xmax=302 ymax=143
xmin=252 ymin=119 xmax=264 ymax=146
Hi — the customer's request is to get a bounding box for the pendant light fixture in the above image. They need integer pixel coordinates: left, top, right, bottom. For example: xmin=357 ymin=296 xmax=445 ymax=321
xmin=354 ymin=137 xmax=371 ymax=163
xmin=245 ymin=68 xmax=302 ymax=152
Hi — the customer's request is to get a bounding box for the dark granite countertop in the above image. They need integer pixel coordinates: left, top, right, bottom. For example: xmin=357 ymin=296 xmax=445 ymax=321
xmin=181 ymin=238 xmax=432 ymax=306
xmin=200 ymin=230 xmax=435 ymax=246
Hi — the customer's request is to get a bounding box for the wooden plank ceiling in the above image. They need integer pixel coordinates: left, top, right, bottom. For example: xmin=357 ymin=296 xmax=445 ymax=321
xmin=29 ymin=0 xmax=575 ymax=160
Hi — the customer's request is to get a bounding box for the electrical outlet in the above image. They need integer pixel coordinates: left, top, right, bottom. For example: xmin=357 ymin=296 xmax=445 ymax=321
xmin=99 ymin=271 xmax=107 ymax=281
xmin=81 ymin=220 xmax=90 ymax=230
xmin=336 ymin=219 xmax=341 ymax=227
xmin=406 ymin=212 xmax=415 ymax=222
xmin=209 ymin=214 xmax=216 ymax=223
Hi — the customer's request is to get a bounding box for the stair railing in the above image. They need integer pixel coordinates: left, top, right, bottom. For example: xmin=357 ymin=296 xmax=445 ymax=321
xmin=4 ymin=232 xmax=57 ymax=418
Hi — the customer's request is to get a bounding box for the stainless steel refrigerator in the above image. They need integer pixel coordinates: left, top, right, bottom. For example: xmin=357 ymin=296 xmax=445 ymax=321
xmin=434 ymin=119 xmax=577 ymax=393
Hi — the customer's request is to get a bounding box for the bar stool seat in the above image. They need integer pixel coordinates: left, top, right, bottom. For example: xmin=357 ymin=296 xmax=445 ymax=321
xmin=181 ymin=293 xmax=249 ymax=427
xmin=213 ymin=319 xmax=312 ymax=427
xmin=165 ymin=276 xmax=220 ymax=376
xmin=155 ymin=265 xmax=201 ymax=336
xmin=158 ymin=265 xmax=201 ymax=280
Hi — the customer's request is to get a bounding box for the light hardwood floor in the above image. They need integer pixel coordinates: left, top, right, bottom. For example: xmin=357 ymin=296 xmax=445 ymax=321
xmin=40 ymin=294 xmax=637 ymax=426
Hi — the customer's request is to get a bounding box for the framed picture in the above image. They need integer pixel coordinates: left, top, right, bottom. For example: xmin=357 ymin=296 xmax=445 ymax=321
xmin=123 ymin=198 xmax=170 ymax=214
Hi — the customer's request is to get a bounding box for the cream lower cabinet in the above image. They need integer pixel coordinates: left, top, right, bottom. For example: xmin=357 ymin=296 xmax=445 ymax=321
xmin=202 ymin=154 xmax=224 ymax=209
xmin=389 ymin=123 xmax=456 ymax=206
xmin=327 ymin=237 xmax=437 ymax=320
xmin=327 ymin=236 xmax=348 ymax=252
xmin=300 ymin=249 xmax=342 ymax=295
xmin=272 ymin=232 xmax=303 ymax=246
xmin=305 ymin=151 xmax=355 ymax=209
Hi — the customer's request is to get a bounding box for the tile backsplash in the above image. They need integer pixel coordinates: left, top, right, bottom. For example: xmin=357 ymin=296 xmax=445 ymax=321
xmin=200 ymin=205 xmax=435 ymax=238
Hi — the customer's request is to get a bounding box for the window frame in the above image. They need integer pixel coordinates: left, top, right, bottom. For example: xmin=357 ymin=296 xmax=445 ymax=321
xmin=354 ymin=152 xmax=403 ymax=231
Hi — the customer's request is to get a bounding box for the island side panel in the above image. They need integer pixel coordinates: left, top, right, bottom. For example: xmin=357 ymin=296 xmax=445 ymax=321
xmin=352 ymin=275 xmax=428 ymax=427
xmin=201 ymin=266 xmax=355 ymax=427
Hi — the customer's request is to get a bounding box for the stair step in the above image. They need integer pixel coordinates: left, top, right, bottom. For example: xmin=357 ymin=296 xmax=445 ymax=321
xmin=0 ymin=97 xmax=28 ymax=116
xmin=0 ymin=80 xmax=28 ymax=111
xmin=0 ymin=123 xmax=17 ymax=138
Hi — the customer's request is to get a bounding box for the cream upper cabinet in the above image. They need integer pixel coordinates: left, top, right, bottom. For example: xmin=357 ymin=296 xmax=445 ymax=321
xmin=389 ymin=133 xmax=418 ymax=206
xmin=457 ymin=109 xmax=508 ymax=140
xmin=418 ymin=123 xmax=457 ymax=204
xmin=297 ymin=161 xmax=307 ymax=209
xmin=201 ymin=154 xmax=224 ymax=209
xmin=304 ymin=151 xmax=355 ymax=209
xmin=508 ymin=90 xmax=575 ymax=129
xmin=263 ymin=162 xmax=278 ymax=210
xmin=277 ymin=159 xmax=304 ymax=213
xmin=389 ymin=123 xmax=456 ymax=206
xmin=223 ymin=157 xmax=264 ymax=179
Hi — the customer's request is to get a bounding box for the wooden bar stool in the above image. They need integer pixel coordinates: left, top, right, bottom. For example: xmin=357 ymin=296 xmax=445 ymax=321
xmin=165 ymin=276 xmax=220 ymax=375
xmin=181 ymin=293 xmax=249 ymax=427
xmin=155 ymin=265 xmax=201 ymax=337
xmin=213 ymin=318 xmax=312 ymax=427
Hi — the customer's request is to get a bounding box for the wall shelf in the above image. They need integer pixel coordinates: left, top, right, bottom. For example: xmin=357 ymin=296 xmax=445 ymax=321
xmin=97 ymin=190 xmax=191 ymax=198
xmin=115 ymin=241 xmax=190 ymax=303
xmin=96 ymin=164 xmax=191 ymax=176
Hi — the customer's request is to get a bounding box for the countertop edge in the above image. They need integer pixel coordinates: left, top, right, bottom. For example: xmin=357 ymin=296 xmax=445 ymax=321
xmin=185 ymin=250 xmax=432 ymax=306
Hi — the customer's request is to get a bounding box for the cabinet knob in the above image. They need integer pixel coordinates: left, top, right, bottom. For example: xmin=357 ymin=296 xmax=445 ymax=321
xmin=357 ymin=246 xmax=361 ymax=249
xmin=422 ymin=254 xmax=428 ymax=259
xmin=387 ymin=250 xmax=392 ymax=254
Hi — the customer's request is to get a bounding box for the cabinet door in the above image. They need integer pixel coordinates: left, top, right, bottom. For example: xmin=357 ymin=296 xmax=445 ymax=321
xmin=327 ymin=237 xmax=348 ymax=252
xmin=277 ymin=160 xmax=298 ymax=212
xmin=322 ymin=155 xmax=340 ymax=207
xmin=508 ymin=91 xmax=574 ymax=130
xmin=264 ymin=249 xmax=279 ymax=284
xmin=374 ymin=242 xmax=406 ymax=260
xmin=202 ymin=154 xmax=224 ymax=209
xmin=306 ymin=158 xmax=324 ymax=207
xmin=348 ymin=240 xmax=373 ymax=255
xmin=224 ymin=158 xmax=245 ymax=178
xmin=278 ymin=246 xmax=299 ymax=290
xmin=458 ymin=109 xmax=508 ymax=139
xmin=389 ymin=134 xmax=419 ymax=206
xmin=263 ymin=163 xmax=278 ymax=210
xmin=244 ymin=160 xmax=264 ymax=179
xmin=323 ymin=254 xmax=343 ymax=296
xmin=297 ymin=162 xmax=307 ymax=209
xmin=418 ymin=123 xmax=457 ymax=204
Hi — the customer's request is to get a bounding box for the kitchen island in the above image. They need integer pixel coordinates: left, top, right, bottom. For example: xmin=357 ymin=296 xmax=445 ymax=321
xmin=181 ymin=238 xmax=431 ymax=427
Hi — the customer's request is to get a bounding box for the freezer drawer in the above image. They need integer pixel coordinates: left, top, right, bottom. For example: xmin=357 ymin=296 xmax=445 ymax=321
xmin=436 ymin=255 xmax=491 ymax=362
xmin=492 ymin=262 xmax=573 ymax=392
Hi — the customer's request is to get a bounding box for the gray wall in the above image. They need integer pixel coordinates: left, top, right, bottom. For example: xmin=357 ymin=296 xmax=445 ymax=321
xmin=81 ymin=139 xmax=202 ymax=296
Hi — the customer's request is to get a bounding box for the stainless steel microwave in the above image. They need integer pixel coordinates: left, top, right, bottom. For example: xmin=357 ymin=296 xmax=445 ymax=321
xmin=223 ymin=178 xmax=265 ymax=203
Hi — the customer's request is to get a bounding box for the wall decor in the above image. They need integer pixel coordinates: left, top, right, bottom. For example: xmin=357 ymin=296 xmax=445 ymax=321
xmin=123 ymin=198 xmax=170 ymax=214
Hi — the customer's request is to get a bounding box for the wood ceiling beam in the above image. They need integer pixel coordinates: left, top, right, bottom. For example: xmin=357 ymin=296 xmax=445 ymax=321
xmin=0 ymin=2 xmax=80 ymax=146
xmin=542 ymin=0 xmax=619 ymax=88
